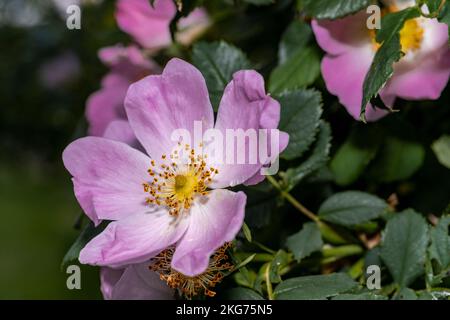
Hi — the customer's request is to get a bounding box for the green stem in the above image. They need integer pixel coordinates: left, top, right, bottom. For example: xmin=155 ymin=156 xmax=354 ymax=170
xmin=322 ymin=244 xmax=364 ymax=258
xmin=253 ymin=241 xmax=277 ymax=255
xmin=264 ymin=263 xmax=274 ymax=300
xmin=321 ymin=245 xmax=364 ymax=264
xmin=266 ymin=175 xmax=319 ymax=222
xmin=235 ymin=252 xmax=274 ymax=263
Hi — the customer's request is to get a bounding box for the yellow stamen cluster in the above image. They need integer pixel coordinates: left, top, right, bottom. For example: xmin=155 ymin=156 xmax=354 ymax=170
xmin=399 ymin=18 xmax=424 ymax=52
xmin=369 ymin=5 xmax=424 ymax=53
xmin=149 ymin=243 xmax=234 ymax=299
xmin=143 ymin=143 xmax=218 ymax=217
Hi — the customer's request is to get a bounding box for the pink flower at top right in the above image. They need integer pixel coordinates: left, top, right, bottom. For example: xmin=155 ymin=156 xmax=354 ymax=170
xmin=312 ymin=0 xmax=450 ymax=121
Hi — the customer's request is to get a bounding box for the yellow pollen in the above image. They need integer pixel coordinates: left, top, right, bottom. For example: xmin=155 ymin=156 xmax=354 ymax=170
xmin=142 ymin=144 xmax=218 ymax=217
xmin=399 ymin=18 xmax=424 ymax=52
xmin=149 ymin=243 xmax=233 ymax=299
xmin=369 ymin=6 xmax=424 ymax=53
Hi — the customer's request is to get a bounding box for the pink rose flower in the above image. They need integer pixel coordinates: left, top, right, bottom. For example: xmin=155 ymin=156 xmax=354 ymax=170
xmin=63 ymin=59 xmax=288 ymax=277
xmin=115 ymin=0 xmax=210 ymax=50
xmin=312 ymin=1 xmax=450 ymax=121
xmin=86 ymin=45 xmax=160 ymax=136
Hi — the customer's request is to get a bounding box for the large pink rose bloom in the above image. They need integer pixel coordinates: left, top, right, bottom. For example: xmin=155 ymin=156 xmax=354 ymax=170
xmin=312 ymin=1 xmax=450 ymax=121
xmin=116 ymin=0 xmax=210 ymax=50
xmin=63 ymin=59 xmax=288 ymax=277
xmin=100 ymin=265 xmax=173 ymax=300
xmin=86 ymin=45 xmax=160 ymax=136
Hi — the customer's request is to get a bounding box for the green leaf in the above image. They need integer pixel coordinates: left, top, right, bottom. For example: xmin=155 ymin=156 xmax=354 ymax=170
xmin=235 ymin=253 xmax=257 ymax=270
xmin=269 ymin=47 xmax=320 ymax=95
xmin=192 ymin=41 xmax=251 ymax=110
xmin=394 ymin=287 xmax=418 ymax=300
xmin=330 ymin=126 xmax=382 ymax=186
xmin=269 ymin=250 xmax=290 ymax=283
xmin=234 ymin=268 xmax=257 ymax=289
xmin=222 ymin=288 xmax=264 ymax=300
xmin=317 ymin=221 xmax=349 ymax=245
xmin=270 ymin=20 xmax=320 ymax=96
xmin=425 ymin=0 xmax=444 ymax=13
xmin=318 ymin=191 xmax=388 ymax=227
xmin=429 ymin=215 xmax=450 ymax=269
xmin=242 ymin=222 xmax=252 ymax=243
xmin=278 ymin=89 xmax=323 ymax=160
xmin=300 ymin=0 xmax=371 ymax=19
xmin=360 ymin=7 xmax=421 ymax=121
xmin=286 ymin=222 xmax=323 ymax=262
xmin=368 ymin=137 xmax=425 ymax=182
xmin=439 ymin=1 xmax=450 ymax=40
xmin=380 ymin=209 xmax=429 ymax=287
xmin=332 ymin=292 xmax=388 ymax=300
xmin=283 ymin=121 xmax=332 ymax=190
xmin=432 ymin=135 xmax=450 ymax=169
xmin=274 ymin=273 xmax=358 ymax=299
xmin=242 ymin=182 xmax=277 ymax=229
xmin=61 ymin=221 xmax=108 ymax=270
xmin=278 ymin=21 xmax=314 ymax=65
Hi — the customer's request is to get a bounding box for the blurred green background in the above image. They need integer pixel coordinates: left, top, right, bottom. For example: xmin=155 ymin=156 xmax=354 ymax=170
xmin=0 ymin=0 xmax=122 ymax=299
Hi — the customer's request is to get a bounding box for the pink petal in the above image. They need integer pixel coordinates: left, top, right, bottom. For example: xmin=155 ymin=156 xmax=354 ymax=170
xmin=115 ymin=0 xmax=175 ymax=50
xmin=125 ymin=58 xmax=214 ymax=159
xmin=87 ymin=45 xmax=158 ymax=136
xmin=176 ymin=8 xmax=211 ymax=45
xmin=385 ymin=19 xmax=450 ymax=100
xmin=98 ymin=45 xmax=160 ymax=80
xmin=419 ymin=17 xmax=450 ymax=54
xmin=387 ymin=45 xmax=450 ymax=100
xmin=171 ymin=189 xmax=246 ymax=277
xmin=321 ymin=47 xmax=390 ymax=121
xmin=103 ymin=120 xmax=140 ymax=149
xmin=243 ymin=131 xmax=289 ymax=186
xmin=85 ymin=76 xmax=129 ymax=136
xmin=79 ymin=209 xmax=188 ymax=267
xmin=106 ymin=264 xmax=174 ymax=300
xmin=62 ymin=137 xmax=152 ymax=224
xmin=100 ymin=267 xmax=124 ymax=300
xmin=210 ymin=70 xmax=287 ymax=188
xmin=311 ymin=12 xmax=372 ymax=56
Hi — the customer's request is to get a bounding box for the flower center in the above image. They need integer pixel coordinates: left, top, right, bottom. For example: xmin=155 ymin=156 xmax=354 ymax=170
xmin=149 ymin=243 xmax=233 ymax=299
xmin=399 ymin=18 xmax=424 ymax=52
xmin=143 ymin=144 xmax=218 ymax=217
xmin=369 ymin=6 xmax=424 ymax=53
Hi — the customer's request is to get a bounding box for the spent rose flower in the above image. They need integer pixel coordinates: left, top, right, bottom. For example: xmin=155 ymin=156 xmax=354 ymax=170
xmin=100 ymin=265 xmax=173 ymax=300
xmin=115 ymin=0 xmax=210 ymax=50
xmin=86 ymin=44 xmax=160 ymax=136
xmin=101 ymin=243 xmax=233 ymax=299
xmin=63 ymin=58 xmax=289 ymax=277
xmin=312 ymin=0 xmax=450 ymax=121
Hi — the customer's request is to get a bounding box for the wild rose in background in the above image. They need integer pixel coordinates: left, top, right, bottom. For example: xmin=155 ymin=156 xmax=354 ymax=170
xmin=115 ymin=0 xmax=210 ymax=50
xmin=86 ymin=45 xmax=159 ymax=136
xmin=312 ymin=0 xmax=450 ymax=121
